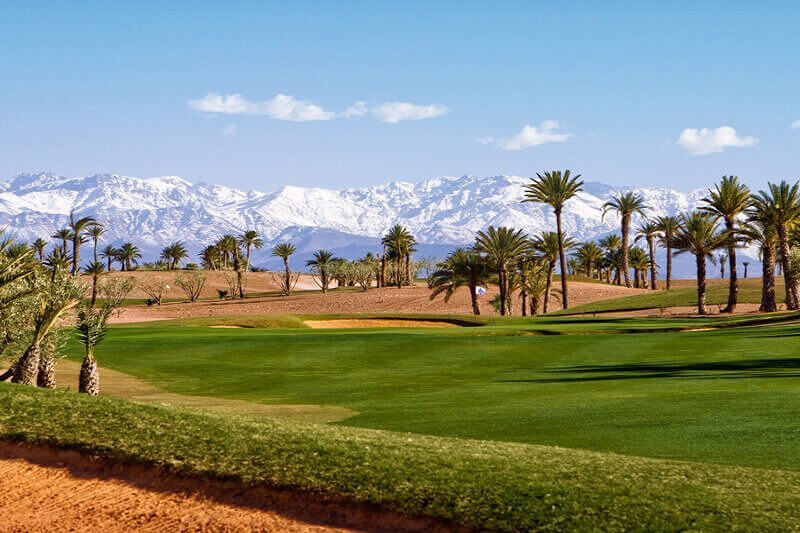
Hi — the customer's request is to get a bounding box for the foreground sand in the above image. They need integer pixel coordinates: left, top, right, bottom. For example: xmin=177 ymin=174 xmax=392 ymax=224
xmin=0 ymin=443 xmax=451 ymax=532
xmin=110 ymin=281 xmax=645 ymax=323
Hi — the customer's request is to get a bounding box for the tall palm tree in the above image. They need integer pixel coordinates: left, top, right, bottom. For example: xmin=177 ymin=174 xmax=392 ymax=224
xmin=429 ymin=248 xmax=491 ymax=315
xmin=602 ymin=192 xmax=648 ymax=288
xmin=32 ymin=238 xmax=47 ymax=263
xmin=751 ymin=181 xmax=800 ymax=310
xmin=654 ymin=215 xmax=681 ymax=290
xmin=742 ymin=261 xmax=749 ymax=278
xmin=634 ymin=220 xmax=659 ymax=290
xmin=52 ymin=228 xmax=72 ymax=256
xmin=118 ymin=242 xmax=141 ymax=271
xmin=271 ymin=242 xmax=297 ymax=295
xmin=84 ymin=261 xmax=106 ymax=306
xmin=306 ymin=250 xmax=340 ymax=293
xmin=474 ymin=226 xmax=530 ymax=316
xmin=44 ymin=247 xmax=70 ymax=281
xmin=523 ymin=170 xmax=583 ymax=309
xmin=743 ymin=210 xmax=779 ymax=312
xmin=160 ymin=241 xmax=188 ymax=270
xmin=672 ymin=212 xmax=726 ymax=315
xmin=239 ymin=230 xmax=264 ymax=271
xmin=700 ymin=176 xmax=751 ymax=312
xmin=68 ymin=212 xmax=98 ymax=276
xmin=200 ymin=244 xmax=222 ymax=270
xmin=718 ymin=253 xmax=728 ymax=279
xmin=100 ymin=244 xmax=119 ymax=272
xmin=86 ymin=225 xmax=106 ymax=263
xmin=531 ymin=231 xmax=576 ymax=312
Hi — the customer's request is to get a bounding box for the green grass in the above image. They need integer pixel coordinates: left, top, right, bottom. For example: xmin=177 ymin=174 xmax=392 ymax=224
xmin=558 ymin=277 xmax=785 ymax=314
xmin=61 ymin=313 xmax=800 ymax=471
xmin=3 ymin=383 xmax=800 ymax=531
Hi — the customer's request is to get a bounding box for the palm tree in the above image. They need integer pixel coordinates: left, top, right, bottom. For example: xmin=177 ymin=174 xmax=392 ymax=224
xmin=532 ymin=231 xmax=576 ymax=312
xmin=306 ymin=250 xmax=340 ymax=293
xmin=628 ymin=247 xmax=650 ymax=288
xmin=68 ymin=212 xmax=98 ymax=276
xmin=602 ymin=192 xmax=648 ymax=288
xmin=474 ymin=226 xmax=530 ymax=316
xmin=75 ymin=305 xmax=112 ymax=395
xmin=598 ymin=234 xmax=622 ymax=283
xmin=743 ymin=261 xmax=749 ymax=278
xmin=634 ymin=220 xmax=659 ymax=290
xmin=700 ymin=176 xmax=751 ymax=312
xmin=12 ymin=277 xmax=82 ymax=386
xmin=44 ymin=247 xmax=70 ymax=281
xmin=575 ymin=242 xmax=604 ymax=278
xmin=100 ymin=245 xmax=119 ymax=272
xmin=32 ymin=238 xmax=47 ymax=263
xmin=382 ymin=225 xmax=416 ymax=288
xmin=751 ymin=181 xmax=800 ymax=310
xmin=118 ymin=242 xmax=141 ymax=271
xmin=523 ymin=170 xmax=583 ymax=309
xmin=429 ymin=248 xmax=491 ymax=315
xmin=654 ymin=215 xmax=682 ymax=290
xmin=160 ymin=241 xmax=188 ymax=270
xmin=239 ymin=230 xmax=264 ymax=271
xmin=743 ymin=210 xmax=779 ymax=312
xmin=52 ymin=228 xmax=72 ymax=256
xmin=672 ymin=212 xmax=726 ymax=315
xmin=86 ymin=225 xmax=106 ymax=263
xmin=84 ymin=261 xmax=106 ymax=306
xmin=271 ymin=242 xmax=297 ymax=295
xmin=200 ymin=244 xmax=222 ymax=270
xmin=718 ymin=253 xmax=728 ymax=279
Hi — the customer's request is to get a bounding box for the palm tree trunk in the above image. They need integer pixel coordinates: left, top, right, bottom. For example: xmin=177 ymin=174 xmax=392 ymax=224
xmin=777 ymin=224 xmax=799 ymax=310
xmin=498 ymin=267 xmax=507 ymax=316
xmin=71 ymin=236 xmax=80 ymax=276
xmin=37 ymin=350 xmax=56 ymax=388
xmin=283 ymin=258 xmax=291 ymax=295
xmin=648 ymin=236 xmax=657 ymax=290
xmin=91 ymin=274 xmax=98 ymax=305
xmin=469 ymin=283 xmax=480 ymax=315
xmin=696 ymin=253 xmax=707 ymax=315
xmin=79 ymin=354 xmax=100 ymax=395
xmin=93 ymin=239 xmax=98 ymax=263
xmin=520 ymin=269 xmax=528 ymax=316
xmin=530 ymin=294 xmax=539 ymax=315
xmin=543 ymin=261 xmax=554 ymax=313
xmin=760 ymin=243 xmax=777 ymax=312
xmin=666 ymin=242 xmax=673 ymax=290
xmin=246 ymin=245 xmax=252 ymax=272
xmin=405 ymin=254 xmax=411 ymax=287
xmin=621 ymin=216 xmax=632 ymax=288
xmin=555 ymin=209 xmax=569 ymax=309
xmin=12 ymin=342 xmax=40 ymax=385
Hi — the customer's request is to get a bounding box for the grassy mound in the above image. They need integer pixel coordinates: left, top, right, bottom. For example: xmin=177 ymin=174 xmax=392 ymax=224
xmin=2 ymin=383 xmax=800 ymax=531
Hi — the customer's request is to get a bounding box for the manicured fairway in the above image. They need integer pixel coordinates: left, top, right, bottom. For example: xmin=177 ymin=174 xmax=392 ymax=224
xmin=65 ymin=313 xmax=800 ymax=471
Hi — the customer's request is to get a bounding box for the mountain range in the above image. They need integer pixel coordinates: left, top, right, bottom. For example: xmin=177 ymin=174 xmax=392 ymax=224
xmin=0 ymin=172 xmax=750 ymax=277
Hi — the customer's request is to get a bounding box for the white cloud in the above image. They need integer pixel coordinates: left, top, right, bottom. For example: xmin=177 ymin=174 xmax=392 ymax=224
xmin=371 ymin=102 xmax=448 ymax=123
xmin=188 ymin=93 xmax=336 ymax=122
xmin=222 ymin=124 xmax=237 ymax=136
xmin=341 ymin=101 xmax=368 ymax=118
xmin=791 ymin=119 xmax=800 ymax=130
xmin=483 ymin=121 xmax=571 ymax=151
xmin=676 ymin=126 xmax=758 ymax=155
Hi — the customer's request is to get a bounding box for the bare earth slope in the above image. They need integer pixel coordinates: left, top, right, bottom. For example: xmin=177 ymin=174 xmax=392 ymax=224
xmin=110 ymin=281 xmax=644 ymax=323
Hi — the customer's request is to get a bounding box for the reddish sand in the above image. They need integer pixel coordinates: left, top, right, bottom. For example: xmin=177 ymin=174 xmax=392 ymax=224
xmin=0 ymin=442 xmax=457 ymax=532
xmin=109 ymin=281 xmax=645 ymax=323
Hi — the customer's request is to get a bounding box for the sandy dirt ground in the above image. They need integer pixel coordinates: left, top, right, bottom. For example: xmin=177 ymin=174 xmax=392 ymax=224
xmin=109 ymin=281 xmax=645 ymax=323
xmin=0 ymin=442 xmax=455 ymax=533
xmin=304 ymin=319 xmax=462 ymax=329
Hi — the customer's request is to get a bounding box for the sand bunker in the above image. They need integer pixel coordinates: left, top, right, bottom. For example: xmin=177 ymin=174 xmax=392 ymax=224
xmin=0 ymin=442 xmax=451 ymax=532
xmin=304 ymin=319 xmax=463 ymax=329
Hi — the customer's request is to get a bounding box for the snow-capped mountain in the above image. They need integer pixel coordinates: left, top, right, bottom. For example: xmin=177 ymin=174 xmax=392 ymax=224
xmin=0 ymin=171 xmax=738 ymax=275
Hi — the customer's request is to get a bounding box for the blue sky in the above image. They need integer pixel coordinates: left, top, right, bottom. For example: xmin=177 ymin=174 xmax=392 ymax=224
xmin=1 ymin=1 xmax=799 ymax=191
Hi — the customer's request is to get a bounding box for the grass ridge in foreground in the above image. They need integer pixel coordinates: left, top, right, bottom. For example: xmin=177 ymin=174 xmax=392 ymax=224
xmin=2 ymin=384 xmax=800 ymax=531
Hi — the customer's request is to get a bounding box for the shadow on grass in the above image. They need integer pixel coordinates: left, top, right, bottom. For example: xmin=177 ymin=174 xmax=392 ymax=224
xmin=501 ymin=358 xmax=800 ymax=383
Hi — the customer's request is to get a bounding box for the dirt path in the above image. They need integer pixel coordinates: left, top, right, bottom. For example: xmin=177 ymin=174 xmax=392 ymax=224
xmin=0 ymin=442 xmax=455 ymax=532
